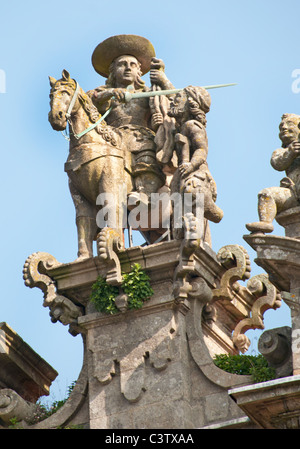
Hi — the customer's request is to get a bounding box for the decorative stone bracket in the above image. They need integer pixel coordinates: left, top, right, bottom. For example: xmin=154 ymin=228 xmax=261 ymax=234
xmin=97 ymin=227 xmax=123 ymax=286
xmin=23 ymin=252 xmax=83 ymax=336
xmin=232 ymin=274 xmax=281 ymax=353
xmin=213 ymin=245 xmax=251 ymax=301
xmin=212 ymin=245 xmax=281 ymax=353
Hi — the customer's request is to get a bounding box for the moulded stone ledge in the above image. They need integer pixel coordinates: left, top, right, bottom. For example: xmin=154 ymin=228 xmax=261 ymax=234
xmin=229 ymin=374 xmax=300 ymax=429
xmin=243 ymin=233 xmax=300 ymax=292
xmin=0 ymin=322 xmax=58 ymax=403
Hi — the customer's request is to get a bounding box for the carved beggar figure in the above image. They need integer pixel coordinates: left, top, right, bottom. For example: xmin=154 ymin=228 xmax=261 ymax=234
xmin=168 ymin=86 xmax=223 ymax=224
xmin=246 ymin=113 xmax=300 ymax=234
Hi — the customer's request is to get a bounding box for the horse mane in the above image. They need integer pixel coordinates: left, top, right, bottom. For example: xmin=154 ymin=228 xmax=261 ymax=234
xmin=53 ymin=77 xmax=100 ymax=124
xmin=78 ymin=89 xmax=100 ymax=123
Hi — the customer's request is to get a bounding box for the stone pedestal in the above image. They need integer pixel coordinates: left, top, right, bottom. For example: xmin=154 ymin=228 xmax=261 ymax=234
xmin=276 ymin=206 xmax=300 ymax=240
xmin=244 ymin=233 xmax=300 ymax=375
xmin=80 ymin=303 xmax=197 ymax=429
xmin=24 ymin=239 xmax=274 ymax=429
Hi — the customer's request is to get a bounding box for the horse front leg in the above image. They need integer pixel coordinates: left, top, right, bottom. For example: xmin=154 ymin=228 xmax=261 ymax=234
xmin=69 ymin=179 xmax=98 ymax=261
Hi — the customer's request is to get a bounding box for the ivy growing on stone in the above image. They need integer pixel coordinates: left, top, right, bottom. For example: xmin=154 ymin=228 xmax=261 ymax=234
xmin=90 ymin=263 xmax=154 ymax=314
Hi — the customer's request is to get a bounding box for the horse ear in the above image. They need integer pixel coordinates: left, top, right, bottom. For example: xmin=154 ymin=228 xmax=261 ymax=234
xmin=49 ymin=76 xmax=56 ymax=87
xmin=62 ymin=69 xmax=70 ymax=81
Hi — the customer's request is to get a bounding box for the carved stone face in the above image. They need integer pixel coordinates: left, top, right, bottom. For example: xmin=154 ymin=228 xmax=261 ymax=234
xmin=168 ymin=91 xmax=189 ymax=120
xmin=112 ymin=55 xmax=141 ymax=88
xmin=279 ymin=116 xmax=300 ymax=146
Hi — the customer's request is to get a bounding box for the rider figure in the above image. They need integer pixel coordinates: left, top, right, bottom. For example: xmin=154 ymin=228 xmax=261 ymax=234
xmin=89 ymin=35 xmax=175 ymax=200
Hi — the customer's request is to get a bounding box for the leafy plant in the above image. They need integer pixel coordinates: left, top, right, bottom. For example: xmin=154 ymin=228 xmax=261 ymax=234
xmin=122 ymin=263 xmax=154 ymax=310
xmin=90 ymin=276 xmax=119 ymax=315
xmin=213 ymin=353 xmax=276 ymax=383
xmin=90 ymin=263 xmax=154 ymax=314
xmin=8 ymin=381 xmax=77 ymax=428
xmin=8 ymin=417 xmax=23 ymax=429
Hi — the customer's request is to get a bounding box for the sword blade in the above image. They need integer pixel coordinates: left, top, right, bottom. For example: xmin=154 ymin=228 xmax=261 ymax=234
xmin=124 ymin=83 xmax=237 ymax=102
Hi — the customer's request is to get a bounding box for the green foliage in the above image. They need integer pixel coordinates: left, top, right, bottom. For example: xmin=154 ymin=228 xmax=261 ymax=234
xmin=32 ymin=381 xmax=77 ymax=425
xmin=34 ymin=381 xmax=77 ymax=427
xmin=90 ymin=263 xmax=154 ymax=314
xmin=8 ymin=381 xmax=82 ymax=429
xmin=8 ymin=381 xmax=77 ymax=428
xmin=122 ymin=263 xmax=154 ymax=310
xmin=213 ymin=353 xmax=276 ymax=383
xmin=90 ymin=276 xmax=120 ymax=315
xmin=8 ymin=417 xmax=23 ymax=429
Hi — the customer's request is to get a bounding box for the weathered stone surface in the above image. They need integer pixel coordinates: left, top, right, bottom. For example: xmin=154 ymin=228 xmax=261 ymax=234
xmin=0 ymin=322 xmax=57 ymax=403
xmin=258 ymin=326 xmax=293 ymax=378
xmin=244 ymin=233 xmax=300 ymax=375
xmin=229 ymin=375 xmax=300 ymax=429
xmin=24 ymin=224 xmax=293 ymax=429
xmin=27 ymin=341 xmax=89 ymax=429
xmin=23 ymin=237 xmax=274 ymax=428
xmin=0 ymin=389 xmax=37 ymax=424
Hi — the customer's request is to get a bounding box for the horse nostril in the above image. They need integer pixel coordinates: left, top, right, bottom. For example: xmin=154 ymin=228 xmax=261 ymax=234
xmin=58 ymin=111 xmax=63 ymax=119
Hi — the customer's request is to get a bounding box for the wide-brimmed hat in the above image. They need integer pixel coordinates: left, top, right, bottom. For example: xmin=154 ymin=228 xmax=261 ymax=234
xmin=92 ymin=34 xmax=156 ymax=78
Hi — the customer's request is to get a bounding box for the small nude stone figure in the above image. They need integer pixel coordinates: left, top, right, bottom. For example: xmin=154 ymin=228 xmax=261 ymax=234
xmin=246 ymin=113 xmax=300 ymax=233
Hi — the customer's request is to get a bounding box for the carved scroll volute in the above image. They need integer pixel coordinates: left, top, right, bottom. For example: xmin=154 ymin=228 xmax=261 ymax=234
xmin=97 ymin=228 xmax=123 ymax=286
xmin=23 ymin=252 xmax=82 ymax=335
xmin=0 ymin=389 xmax=37 ymax=425
xmin=23 ymin=252 xmax=59 ymax=306
xmin=213 ymin=245 xmax=251 ymax=301
xmin=232 ymin=274 xmax=282 ymax=353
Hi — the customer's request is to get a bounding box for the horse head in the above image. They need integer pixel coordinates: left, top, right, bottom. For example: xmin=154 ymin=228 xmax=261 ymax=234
xmin=48 ymin=69 xmax=78 ymax=131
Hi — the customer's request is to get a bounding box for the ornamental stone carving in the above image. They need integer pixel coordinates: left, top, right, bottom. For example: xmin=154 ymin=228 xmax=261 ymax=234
xmin=23 ymin=252 xmax=83 ymax=335
xmin=246 ymin=113 xmax=300 ymax=237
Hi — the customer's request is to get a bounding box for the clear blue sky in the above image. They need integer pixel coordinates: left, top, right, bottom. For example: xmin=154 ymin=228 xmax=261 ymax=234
xmin=1 ymin=0 xmax=299 ymax=403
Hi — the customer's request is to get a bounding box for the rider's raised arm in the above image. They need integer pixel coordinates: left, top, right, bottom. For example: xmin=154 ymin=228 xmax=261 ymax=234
xmin=150 ymin=58 xmax=175 ymax=91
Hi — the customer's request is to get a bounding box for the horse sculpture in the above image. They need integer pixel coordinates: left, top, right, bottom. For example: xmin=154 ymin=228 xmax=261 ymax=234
xmin=48 ymin=70 xmax=134 ymax=261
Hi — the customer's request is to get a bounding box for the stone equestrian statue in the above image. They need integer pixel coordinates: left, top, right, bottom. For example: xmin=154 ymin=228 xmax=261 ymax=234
xmin=48 ymin=35 xmax=174 ymax=259
xmin=48 ymin=34 xmax=225 ymax=261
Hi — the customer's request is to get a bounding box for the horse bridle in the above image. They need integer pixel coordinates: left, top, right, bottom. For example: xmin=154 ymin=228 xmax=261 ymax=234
xmin=62 ymin=80 xmax=112 ymax=141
